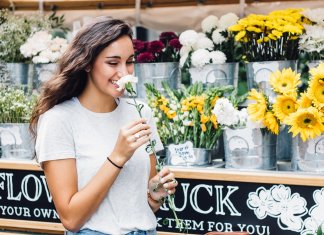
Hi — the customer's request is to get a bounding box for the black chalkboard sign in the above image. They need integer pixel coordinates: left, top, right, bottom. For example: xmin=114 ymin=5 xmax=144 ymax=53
xmin=156 ymin=177 xmax=324 ymax=235
xmin=1 ymin=162 xmax=323 ymax=235
xmin=0 ymin=169 xmax=60 ymax=223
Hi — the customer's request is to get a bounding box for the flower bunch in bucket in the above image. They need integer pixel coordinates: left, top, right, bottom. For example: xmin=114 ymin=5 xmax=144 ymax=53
xmin=145 ymin=81 xmax=233 ymax=149
xmin=299 ymin=8 xmax=324 ymax=61
xmin=282 ymin=63 xmax=324 ymax=141
xmin=179 ymin=13 xmax=239 ymax=70
xmin=229 ymin=8 xmax=310 ymax=62
xmin=133 ymin=32 xmax=182 ymax=63
xmin=20 ymin=31 xmax=69 ymax=64
xmin=0 ymin=85 xmax=37 ymax=123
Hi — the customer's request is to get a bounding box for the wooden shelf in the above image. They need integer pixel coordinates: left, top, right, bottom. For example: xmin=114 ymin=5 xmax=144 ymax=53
xmin=0 ymin=0 xmax=316 ymax=11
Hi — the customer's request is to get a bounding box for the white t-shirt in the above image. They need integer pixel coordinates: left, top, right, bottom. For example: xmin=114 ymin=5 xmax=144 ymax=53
xmin=36 ymin=97 xmax=164 ymax=234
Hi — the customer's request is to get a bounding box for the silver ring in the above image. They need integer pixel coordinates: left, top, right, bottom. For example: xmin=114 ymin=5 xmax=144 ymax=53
xmin=173 ymin=179 xmax=177 ymax=184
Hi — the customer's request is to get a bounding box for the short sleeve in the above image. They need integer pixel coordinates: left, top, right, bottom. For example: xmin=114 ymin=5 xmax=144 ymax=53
xmin=35 ymin=109 xmax=76 ymax=167
xmin=142 ymin=103 xmax=164 ymax=153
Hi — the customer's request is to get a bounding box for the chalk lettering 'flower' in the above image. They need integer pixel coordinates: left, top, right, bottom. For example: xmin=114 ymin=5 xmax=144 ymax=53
xmin=115 ymin=74 xmax=138 ymax=92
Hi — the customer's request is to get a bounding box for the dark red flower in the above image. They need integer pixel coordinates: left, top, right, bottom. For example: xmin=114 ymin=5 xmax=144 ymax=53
xmin=133 ymin=39 xmax=146 ymax=53
xmin=159 ymin=32 xmax=178 ymax=45
xmin=136 ymin=52 xmax=155 ymax=63
xmin=147 ymin=40 xmax=164 ymax=54
xmin=169 ymin=38 xmax=182 ymax=51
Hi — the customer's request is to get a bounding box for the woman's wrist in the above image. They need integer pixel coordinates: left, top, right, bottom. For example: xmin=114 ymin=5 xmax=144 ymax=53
xmin=109 ymin=152 xmax=126 ymax=168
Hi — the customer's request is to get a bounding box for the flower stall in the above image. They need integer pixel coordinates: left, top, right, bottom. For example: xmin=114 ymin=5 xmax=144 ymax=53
xmin=1 ymin=1 xmax=324 ymax=235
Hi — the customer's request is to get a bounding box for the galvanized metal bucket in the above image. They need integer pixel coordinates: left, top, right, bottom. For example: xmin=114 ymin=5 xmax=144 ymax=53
xmin=223 ymin=127 xmax=277 ymax=170
xmin=189 ymin=62 xmax=239 ymax=88
xmin=0 ymin=123 xmax=34 ymax=160
xmin=134 ymin=62 xmax=180 ymax=100
xmin=33 ymin=63 xmax=58 ymax=91
xmin=166 ymin=146 xmax=212 ymax=166
xmin=276 ymin=125 xmax=293 ymax=161
xmin=0 ymin=63 xmax=33 ymax=93
xmin=307 ymin=60 xmax=323 ymax=69
xmin=291 ymin=135 xmax=324 ymax=173
xmin=245 ymin=60 xmax=297 ymax=103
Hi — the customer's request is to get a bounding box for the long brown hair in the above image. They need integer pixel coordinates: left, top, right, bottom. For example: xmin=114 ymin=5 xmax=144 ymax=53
xmin=30 ymin=17 xmax=133 ymax=137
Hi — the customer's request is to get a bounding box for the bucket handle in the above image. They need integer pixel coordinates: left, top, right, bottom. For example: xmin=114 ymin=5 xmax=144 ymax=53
xmin=228 ymin=136 xmax=249 ymax=153
xmin=205 ymin=68 xmax=228 ymax=84
xmin=314 ymin=136 xmax=324 ymax=157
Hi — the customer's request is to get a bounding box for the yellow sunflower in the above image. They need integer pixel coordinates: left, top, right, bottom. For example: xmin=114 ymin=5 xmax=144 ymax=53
xmin=286 ymin=107 xmax=324 ymax=141
xmin=263 ymin=112 xmax=279 ymax=134
xmin=309 ymin=62 xmax=324 ymax=87
xmin=269 ymin=68 xmax=300 ymax=97
xmin=247 ymin=89 xmax=268 ymax=121
xmin=308 ymin=81 xmax=324 ymax=110
xmin=297 ymin=92 xmax=313 ymax=109
xmin=273 ymin=95 xmax=297 ymax=123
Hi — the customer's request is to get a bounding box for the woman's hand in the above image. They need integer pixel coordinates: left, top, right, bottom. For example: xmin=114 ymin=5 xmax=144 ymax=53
xmin=148 ymin=167 xmax=178 ymax=203
xmin=110 ymin=118 xmax=151 ymax=166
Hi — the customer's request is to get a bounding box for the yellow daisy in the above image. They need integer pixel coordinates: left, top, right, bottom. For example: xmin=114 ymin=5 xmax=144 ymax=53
xmin=273 ymin=95 xmax=297 ymax=123
xmin=247 ymin=89 xmax=268 ymax=121
xmin=269 ymin=68 xmax=301 ymax=97
xmin=263 ymin=112 xmax=279 ymax=134
xmin=286 ymin=107 xmax=324 ymax=141
xmin=297 ymin=92 xmax=313 ymax=109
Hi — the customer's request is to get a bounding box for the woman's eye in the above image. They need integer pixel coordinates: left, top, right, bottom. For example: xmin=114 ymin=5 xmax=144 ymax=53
xmin=107 ymin=62 xmax=118 ymax=65
xmin=127 ymin=60 xmax=135 ymax=64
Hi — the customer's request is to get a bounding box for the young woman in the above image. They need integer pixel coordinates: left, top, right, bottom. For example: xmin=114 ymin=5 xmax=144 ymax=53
xmin=30 ymin=17 xmax=177 ymax=235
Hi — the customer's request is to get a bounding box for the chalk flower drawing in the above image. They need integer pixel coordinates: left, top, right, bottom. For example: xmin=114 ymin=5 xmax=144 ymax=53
xmin=247 ymin=185 xmax=308 ymax=233
xmin=247 ymin=187 xmax=275 ymax=219
xmin=301 ymin=188 xmax=324 ymax=235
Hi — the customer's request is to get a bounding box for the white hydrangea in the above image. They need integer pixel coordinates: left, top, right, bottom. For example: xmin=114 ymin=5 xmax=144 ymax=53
xmin=218 ymin=13 xmax=239 ymax=30
xmin=212 ymin=29 xmax=227 ymax=44
xmin=210 ymin=51 xmax=227 ymax=64
xmin=201 ymin=15 xmax=219 ymax=33
xmin=20 ymin=30 xmax=69 ymax=64
xmin=191 ymin=49 xmax=211 ymax=68
xmin=302 ymin=8 xmax=324 ymax=26
xmin=179 ymin=30 xmax=199 ymax=47
xmin=193 ymin=37 xmax=214 ymax=50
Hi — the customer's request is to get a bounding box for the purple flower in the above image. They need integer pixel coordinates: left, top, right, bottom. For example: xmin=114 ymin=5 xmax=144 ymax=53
xmin=133 ymin=39 xmax=146 ymax=53
xmin=147 ymin=40 xmax=164 ymax=54
xmin=136 ymin=52 xmax=155 ymax=63
xmin=159 ymin=32 xmax=178 ymax=44
xmin=169 ymin=38 xmax=182 ymax=51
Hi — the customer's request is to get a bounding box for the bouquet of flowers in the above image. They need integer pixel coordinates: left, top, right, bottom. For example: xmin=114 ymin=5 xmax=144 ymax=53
xmin=179 ymin=13 xmax=239 ymax=69
xmin=299 ymin=8 xmax=324 ymax=60
xmin=0 ymin=85 xmax=37 ymax=123
xmin=229 ymin=8 xmax=310 ymax=62
xmin=283 ymin=63 xmax=324 ymax=141
xmin=247 ymin=67 xmax=302 ymax=134
xmin=133 ymin=32 xmax=182 ymax=63
xmin=0 ymin=9 xmax=67 ymax=63
xmin=145 ymin=81 xmax=233 ymax=149
xmin=20 ymin=31 xmax=68 ymax=64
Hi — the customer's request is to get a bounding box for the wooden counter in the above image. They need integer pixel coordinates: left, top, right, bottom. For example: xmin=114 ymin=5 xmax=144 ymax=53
xmin=1 ymin=160 xmax=323 ymax=234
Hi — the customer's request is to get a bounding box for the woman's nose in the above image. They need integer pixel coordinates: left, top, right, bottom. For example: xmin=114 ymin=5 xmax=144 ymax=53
xmin=117 ymin=64 xmax=129 ymax=77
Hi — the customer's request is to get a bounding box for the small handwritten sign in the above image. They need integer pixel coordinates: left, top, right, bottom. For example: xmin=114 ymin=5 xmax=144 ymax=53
xmin=168 ymin=141 xmax=195 ymax=165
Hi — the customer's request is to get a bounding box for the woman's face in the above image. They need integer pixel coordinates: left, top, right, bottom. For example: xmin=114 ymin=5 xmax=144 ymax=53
xmin=89 ymin=35 xmax=135 ymax=98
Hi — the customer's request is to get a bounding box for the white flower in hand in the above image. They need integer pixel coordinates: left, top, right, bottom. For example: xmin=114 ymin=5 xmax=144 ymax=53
xmin=115 ymin=74 xmax=138 ymax=92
